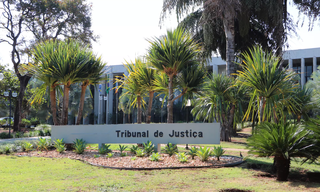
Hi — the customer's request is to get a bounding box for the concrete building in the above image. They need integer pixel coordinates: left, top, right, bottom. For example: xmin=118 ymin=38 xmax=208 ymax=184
xmin=93 ymin=47 xmax=320 ymax=124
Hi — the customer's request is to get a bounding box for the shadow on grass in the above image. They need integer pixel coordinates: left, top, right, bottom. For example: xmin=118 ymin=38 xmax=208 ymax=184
xmin=241 ymin=158 xmax=320 ymax=189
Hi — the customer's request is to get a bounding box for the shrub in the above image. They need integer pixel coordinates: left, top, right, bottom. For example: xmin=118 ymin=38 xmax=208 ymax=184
xmin=44 ymin=129 xmax=51 ymax=136
xmin=176 ymin=152 xmax=188 ymax=163
xmin=73 ymin=139 xmax=86 ymax=154
xmin=188 ymin=146 xmax=198 ymax=159
xmin=212 ymin=146 xmax=225 ymax=161
xmin=149 ymin=152 xmax=160 ymax=161
xmin=22 ymin=142 xmax=33 ymax=152
xmin=37 ymin=138 xmax=50 ymax=151
xmin=248 ymin=122 xmax=315 ymax=181
xmin=21 ymin=119 xmax=31 ymax=127
xmin=38 ymin=130 xmax=45 ymax=137
xmin=14 ymin=132 xmax=24 ymax=138
xmin=143 ymin=140 xmax=154 ymax=155
xmin=118 ymin=145 xmax=128 ymax=156
xmin=106 ymin=153 xmax=113 ymax=158
xmin=98 ymin=144 xmax=112 ymax=155
xmin=135 ymin=148 xmax=145 ymax=157
xmin=54 ymin=139 xmax=66 ymax=153
xmin=196 ymin=146 xmax=211 ymax=161
xmin=0 ymin=144 xmax=13 ymax=154
xmin=165 ymin=143 xmax=178 ymax=156
xmin=0 ymin=132 xmax=12 ymax=139
xmin=130 ymin=145 xmax=139 ymax=154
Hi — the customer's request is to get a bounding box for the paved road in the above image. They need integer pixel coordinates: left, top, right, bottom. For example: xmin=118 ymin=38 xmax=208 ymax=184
xmin=0 ymin=136 xmax=51 ymax=143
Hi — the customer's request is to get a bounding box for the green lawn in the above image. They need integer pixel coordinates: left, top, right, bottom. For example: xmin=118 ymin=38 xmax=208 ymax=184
xmin=0 ymin=155 xmax=319 ymax=192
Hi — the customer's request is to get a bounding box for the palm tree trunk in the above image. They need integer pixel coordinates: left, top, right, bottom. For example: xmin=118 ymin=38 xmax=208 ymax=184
xmin=275 ymin=155 xmax=290 ymax=181
xmin=146 ymin=91 xmax=154 ymax=124
xmin=50 ymin=85 xmax=59 ymax=125
xmin=76 ymin=80 xmax=89 ymax=125
xmin=297 ymin=114 xmax=301 ymax=123
xmin=223 ymin=17 xmax=236 ymax=77
xmin=167 ymin=74 xmax=174 ymax=123
xmin=62 ymin=83 xmax=71 ymax=125
xmin=137 ymin=95 xmax=142 ymax=124
xmin=259 ymin=97 xmax=266 ymax=122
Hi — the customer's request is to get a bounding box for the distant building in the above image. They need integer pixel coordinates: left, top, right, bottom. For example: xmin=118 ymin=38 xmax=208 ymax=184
xmin=93 ymin=48 xmax=320 ymax=124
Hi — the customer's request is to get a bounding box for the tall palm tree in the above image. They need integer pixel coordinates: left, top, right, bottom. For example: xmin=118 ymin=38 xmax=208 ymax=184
xmin=132 ymin=59 xmax=157 ymax=124
xmin=235 ymin=46 xmax=298 ymax=123
xmin=76 ymin=56 xmax=107 ymax=125
xmin=147 ymin=27 xmax=201 ymax=123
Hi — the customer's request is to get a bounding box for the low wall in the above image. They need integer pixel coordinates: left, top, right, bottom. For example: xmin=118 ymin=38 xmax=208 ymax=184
xmin=51 ymin=123 xmax=220 ymax=152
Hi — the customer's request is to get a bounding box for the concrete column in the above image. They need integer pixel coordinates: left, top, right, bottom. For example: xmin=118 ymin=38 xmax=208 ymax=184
xmin=107 ymin=73 xmax=114 ymax=124
xmin=301 ymin=58 xmax=305 ymax=87
xmin=212 ymin=63 xmax=218 ymax=74
xmin=289 ymin=59 xmax=293 ymax=69
xmin=313 ymin=57 xmax=317 ymax=73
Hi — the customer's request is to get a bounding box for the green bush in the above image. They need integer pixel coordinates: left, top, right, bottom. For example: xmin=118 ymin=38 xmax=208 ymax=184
xmin=98 ymin=144 xmax=112 ymax=155
xmin=118 ymin=145 xmax=128 ymax=156
xmin=135 ymin=148 xmax=145 ymax=157
xmin=130 ymin=145 xmax=139 ymax=154
xmin=44 ymin=129 xmax=51 ymax=136
xmin=14 ymin=132 xmax=24 ymax=138
xmin=149 ymin=152 xmax=161 ymax=161
xmin=165 ymin=143 xmax=178 ymax=156
xmin=106 ymin=153 xmax=113 ymax=158
xmin=196 ymin=146 xmax=211 ymax=161
xmin=0 ymin=132 xmax=12 ymax=139
xmin=22 ymin=142 xmax=33 ymax=152
xmin=143 ymin=140 xmax=154 ymax=155
xmin=212 ymin=146 xmax=225 ymax=161
xmin=54 ymin=139 xmax=66 ymax=153
xmin=21 ymin=119 xmax=31 ymax=127
xmin=37 ymin=138 xmax=50 ymax=151
xmin=188 ymin=146 xmax=198 ymax=159
xmin=73 ymin=139 xmax=86 ymax=154
xmin=176 ymin=152 xmax=188 ymax=163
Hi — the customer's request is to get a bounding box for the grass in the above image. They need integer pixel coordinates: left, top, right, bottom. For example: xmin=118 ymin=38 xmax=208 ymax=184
xmin=0 ymin=155 xmax=319 ymax=192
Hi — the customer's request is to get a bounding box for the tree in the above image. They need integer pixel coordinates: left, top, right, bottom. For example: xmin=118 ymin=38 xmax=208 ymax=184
xmin=235 ymin=46 xmax=298 ymax=123
xmin=29 ymin=40 xmax=96 ymax=125
xmin=0 ymin=0 xmax=96 ymax=131
xmin=248 ymin=122 xmax=316 ymax=181
xmin=147 ymin=27 xmax=203 ymax=123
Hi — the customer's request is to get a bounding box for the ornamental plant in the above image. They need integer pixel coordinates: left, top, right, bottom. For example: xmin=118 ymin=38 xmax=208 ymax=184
xmin=106 ymin=153 xmax=113 ymax=158
xmin=188 ymin=146 xmax=198 ymax=159
xmin=196 ymin=146 xmax=211 ymax=161
xmin=143 ymin=140 xmax=155 ymax=155
xmin=176 ymin=152 xmax=188 ymax=163
xmin=37 ymin=137 xmax=50 ymax=151
xmin=22 ymin=142 xmax=33 ymax=152
xmin=165 ymin=143 xmax=178 ymax=156
xmin=149 ymin=152 xmax=161 ymax=161
xmin=135 ymin=148 xmax=145 ymax=157
xmin=98 ymin=144 xmax=112 ymax=155
xmin=130 ymin=145 xmax=139 ymax=154
xmin=73 ymin=138 xmax=86 ymax=154
xmin=54 ymin=139 xmax=66 ymax=153
xmin=118 ymin=145 xmax=128 ymax=156
xmin=212 ymin=146 xmax=225 ymax=161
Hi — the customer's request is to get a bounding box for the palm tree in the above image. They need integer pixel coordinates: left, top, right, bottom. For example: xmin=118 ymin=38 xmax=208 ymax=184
xmin=235 ymin=46 xmax=298 ymax=123
xmin=29 ymin=40 xmax=94 ymax=125
xmin=76 ymin=56 xmax=107 ymax=125
xmin=248 ymin=122 xmax=315 ymax=181
xmin=192 ymin=74 xmax=243 ymax=141
xmin=132 ymin=59 xmax=157 ymax=124
xmin=147 ymin=27 xmax=202 ymax=123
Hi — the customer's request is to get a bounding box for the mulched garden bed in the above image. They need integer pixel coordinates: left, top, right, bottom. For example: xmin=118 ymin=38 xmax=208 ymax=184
xmin=15 ymin=150 xmax=244 ymax=170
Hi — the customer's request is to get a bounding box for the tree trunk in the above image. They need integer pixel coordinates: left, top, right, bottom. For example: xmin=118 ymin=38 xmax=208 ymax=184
xmin=223 ymin=17 xmax=236 ymax=77
xmin=13 ymin=75 xmax=31 ymax=132
xmin=275 ymin=155 xmax=290 ymax=181
xmin=259 ymin=97 xmax=266 ymax=122
xmin=146 ymin=91 xmax=154 ymax=124
xmin=137 ymin=95 xmax=142 ymax=124
xmin=297 ymin=114 xmax=301 ymax=123
xmin=76 ymin=81 xmax=89 ymax=125
xmin=50 ymin=85 xmax=59 ymax=125
xmin=62 ymin=83 xmax=71 ymax=125
xmin=167 ymin=74 xmax=174 ymax=123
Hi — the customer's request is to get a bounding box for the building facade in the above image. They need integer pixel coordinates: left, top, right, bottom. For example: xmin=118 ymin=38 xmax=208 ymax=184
xmin=93 ymin=47 xmax=320 ymax=124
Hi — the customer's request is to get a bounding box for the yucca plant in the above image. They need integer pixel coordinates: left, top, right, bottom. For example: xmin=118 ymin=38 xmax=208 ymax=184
xmin=118 ymin=145 xmax=128 ymax=156
xmin=22 ymin=142 xmax=33 ymax=152
xmin=212 ymin=146 xmax=225 ymax=161
xmin=165 ymin=143 xmax=178 ymax=156
xmin=196 ymin=146 xmax=211 ymax=161
xmin=248 ymin=122 xmax=315 ymax=181
xmin=188 ymin=146 xmax=198 ymax=160
xmin=176 ymin=152 xmax=188 ymax=163
xmin=73 ymin=139 xmax=86 ymax=154
xmin=54 ymin=139 xmax=66 ymax=153
xmin=135 ymin=148 xmax=145 ymax=157
xmin=130 ymin=145 xmax=139 ymax=154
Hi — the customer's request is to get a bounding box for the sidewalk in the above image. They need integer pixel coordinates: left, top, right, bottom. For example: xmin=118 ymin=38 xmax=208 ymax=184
xmin=0 ymin=136 xmax=51 ymax=143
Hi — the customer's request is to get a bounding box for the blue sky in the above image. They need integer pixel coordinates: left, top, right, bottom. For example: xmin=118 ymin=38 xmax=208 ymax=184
xmin=1 ymin=0 xmax=320 ymax=66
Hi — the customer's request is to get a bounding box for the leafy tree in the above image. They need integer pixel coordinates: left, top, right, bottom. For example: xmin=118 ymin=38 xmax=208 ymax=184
xmin=147 ymin=27 xmax=204 ymax=123
xmin=248 ymin=122 xmax=316 ymax=181
xmin=235 ymin=46 xmax=298 ymax=123
xmin=0 ymin=0 xmax=96 ymax=131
